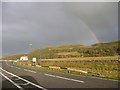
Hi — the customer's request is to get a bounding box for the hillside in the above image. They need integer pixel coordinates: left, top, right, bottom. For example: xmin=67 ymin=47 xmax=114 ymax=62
xmin=2 ymin=40 xmax=120 ymax=60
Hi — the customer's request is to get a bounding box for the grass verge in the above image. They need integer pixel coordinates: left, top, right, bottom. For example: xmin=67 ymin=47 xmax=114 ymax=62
xmin=14 ymin=61 xmax=120 ymax=80
xmin=42 ymin=56 xmax=119 ymax=61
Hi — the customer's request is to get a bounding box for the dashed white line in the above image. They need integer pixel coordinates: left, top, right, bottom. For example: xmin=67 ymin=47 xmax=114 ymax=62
xmin=6 ymin=61 xmax=118 ymax=82
xmin=10 ymin=66 xmax=13 ymax=67
xmin=24 ymin=69 xmax=28 ymax=71
xmin=6 ymin=62 xmax=36 ymax=73
xmin=44 ymin=73 xmax=84 ymax=83
xmin=6 ymin=62 xmax=84 ymax=83
xmin=15 ymin=67 xmax=21 ymax=69
xmin=23 ymin=69 xmax=36 ymax=73
xmin=27 ymin=70 xmax=36 ymax=73
xmin=6 ymin=62 xmax=14 ymax=68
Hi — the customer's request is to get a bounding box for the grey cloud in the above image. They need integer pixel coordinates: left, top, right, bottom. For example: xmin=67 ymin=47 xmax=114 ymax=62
xmin=0 ymin=2 xmax=2 ymax=56
xmin=2 ymin=2 xmax=118 ymax=55
xmin=63 ymin=2 xmax=118 ymax=41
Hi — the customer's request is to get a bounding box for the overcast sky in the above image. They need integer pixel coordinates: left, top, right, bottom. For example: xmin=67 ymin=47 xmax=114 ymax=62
xmin=2 ymin=2 xmax=118 ymax=55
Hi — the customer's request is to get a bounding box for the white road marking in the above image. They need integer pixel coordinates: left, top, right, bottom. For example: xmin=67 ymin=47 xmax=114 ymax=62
xmin=44 ymin=73 xmax=84 ymax=83
xmin=27 ymin=70 xmax=36 ymax=73
xmin=10 ymin=66 xmax=13 ymax=67
xmin=6 ymin=62 xmax=14 ymax=68
xmin=5 ymin=61 xmax=118 ymax=82
xmin=6 ymin=62 xmax=36 ymax=73
xmin=15 ymin=78 xmax=20 ymax=80
xmin=6 ymin=62 xmax=10 ymax=66
xmin=24 ymin=69 xmax=29 ymax=71
xmin=15 ymin=67 xmax=21 ymax=69
xmin=24 ymin=69 xmax=36 ymax=73
xmin=0 ymin=72 xmax=24 ymax=90
xmin=0 ymin=67 xmax=47 ymax=90
xmin=19 ymin=82 xmax=29 ymax=86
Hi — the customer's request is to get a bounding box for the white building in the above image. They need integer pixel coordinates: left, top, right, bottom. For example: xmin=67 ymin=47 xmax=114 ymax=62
xmin=20 ymin=56 xmax=28 ymax=61
xmin=32 ymin=57 xmax=36 ymax=62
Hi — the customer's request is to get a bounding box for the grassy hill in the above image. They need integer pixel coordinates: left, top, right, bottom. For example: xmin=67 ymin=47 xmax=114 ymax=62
xmin=2 ymin=40 xmax=120 ymax=60
xmin=4 ymin=40 xmax=119 ymax=80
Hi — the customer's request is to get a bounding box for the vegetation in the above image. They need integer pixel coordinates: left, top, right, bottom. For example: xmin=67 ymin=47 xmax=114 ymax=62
xmin=15 ymin=60 xmax=120 ymax=80
xmin=2 ymin=40 xmax=120 ymax=60
xmin=42 ymin=61 xmax=119 ymax=79
xmin=42 ymin=56 xmax=118 ymax=61
xmin=7 ymin=40 xmax=119 ymax=80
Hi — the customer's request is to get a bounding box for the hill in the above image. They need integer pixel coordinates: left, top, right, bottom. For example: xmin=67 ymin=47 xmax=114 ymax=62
xmin=2 ymin=40 xmax=120 ymax=60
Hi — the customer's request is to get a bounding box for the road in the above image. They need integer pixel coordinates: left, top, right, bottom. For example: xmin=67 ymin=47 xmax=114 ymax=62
xmin=0 ymin=60 xmax=119 ymax=90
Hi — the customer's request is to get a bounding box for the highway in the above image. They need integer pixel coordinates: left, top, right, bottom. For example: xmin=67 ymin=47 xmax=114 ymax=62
xmin=0 ymin=61 xmax=119 ymax=90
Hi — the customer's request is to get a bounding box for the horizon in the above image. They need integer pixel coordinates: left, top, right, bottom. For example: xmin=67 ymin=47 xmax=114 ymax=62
xmin=2 ymin=39 xmax=119 ymax=56
xmin=2 ymin=2 xmax=118 ymax=55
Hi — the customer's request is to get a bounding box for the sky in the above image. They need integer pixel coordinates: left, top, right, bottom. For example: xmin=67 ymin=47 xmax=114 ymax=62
xmin=0 ymin=2 xmax=1 ymax=58
xmin=2 ymin=2 xmax=118 ymax=55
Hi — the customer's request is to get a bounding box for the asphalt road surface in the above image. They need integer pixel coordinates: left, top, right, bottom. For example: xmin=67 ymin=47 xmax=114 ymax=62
xmin=0 ymin=60 xmax=119 ymax=90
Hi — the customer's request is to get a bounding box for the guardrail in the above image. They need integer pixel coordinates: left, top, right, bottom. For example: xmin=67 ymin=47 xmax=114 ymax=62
xmin=41 ymin=60 xmax=118 ymax=62
xmin=44 ymin=65 xmax=103 ymax=77
xmin=14 ymin=60 xmax=104 ymax=77
xmin=34 ymin=65 xmax=103 ymax=77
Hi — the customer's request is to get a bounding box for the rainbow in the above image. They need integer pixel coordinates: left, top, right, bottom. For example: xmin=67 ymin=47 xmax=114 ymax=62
xmin=80 ymin=19 xmax=100 ymax=43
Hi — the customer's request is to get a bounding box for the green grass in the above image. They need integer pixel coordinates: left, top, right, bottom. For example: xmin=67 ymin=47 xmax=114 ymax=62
xmin=3 ymin=40 xmax=119 ymax=60
xmin=57 ymin=52 xmax=80 ymax=55
xmin=14 ymin=61 xmax=93 ymax=78
xmin=40 ymin=61 xmax=119 ymax=80
xmin=14 ymin=60 xmax=120 ymax=80
xmin=42 ymin=56 xmax=119 ymax=61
